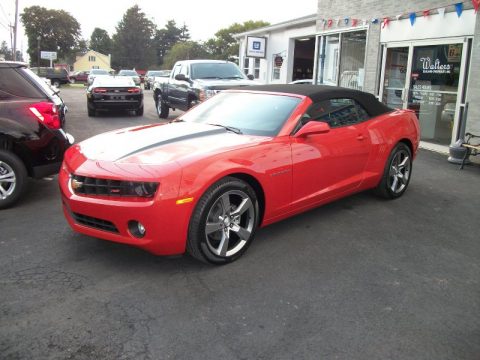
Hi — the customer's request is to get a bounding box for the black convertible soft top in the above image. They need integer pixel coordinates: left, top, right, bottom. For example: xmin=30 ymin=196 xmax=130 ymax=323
xmin=239 ymin=84 xmax=393 ymax=117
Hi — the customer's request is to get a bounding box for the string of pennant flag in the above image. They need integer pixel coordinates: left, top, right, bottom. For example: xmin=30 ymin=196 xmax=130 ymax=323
xmin=321 ymin=0 xmax=479 ymax=29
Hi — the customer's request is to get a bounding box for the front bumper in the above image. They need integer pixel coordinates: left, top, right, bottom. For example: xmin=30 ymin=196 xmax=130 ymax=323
xmin=88 ymin=94 xmax=143 ymax=110
xmin=59 ymin=166 xmax=192 ymax=256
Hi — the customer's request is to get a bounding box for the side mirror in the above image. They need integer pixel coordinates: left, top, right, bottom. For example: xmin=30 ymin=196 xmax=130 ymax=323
xmin=294 ymin=121 xmax=331 ymax=138
xmin=247 ymin=74 xmax=254 ymax=80
xmin=175 ymin=73 xmax=190 ymax=82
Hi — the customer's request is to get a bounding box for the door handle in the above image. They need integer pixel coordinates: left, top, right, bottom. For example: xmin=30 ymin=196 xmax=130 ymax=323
xmin=357 ymin=134 xmax=365 ymax=141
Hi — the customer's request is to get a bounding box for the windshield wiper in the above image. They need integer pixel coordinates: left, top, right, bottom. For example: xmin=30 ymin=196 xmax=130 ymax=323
xmin=198 ymin=76 xmax=222 ymax=79
xmin=222 ymin=76 xmax=244 ymax=79
xmin=207 ymin=123 xmax=243 ymax=134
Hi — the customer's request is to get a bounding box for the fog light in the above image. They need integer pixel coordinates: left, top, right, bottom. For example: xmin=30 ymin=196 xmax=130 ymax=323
xmin=128 ymin=220 xmax=146 ymax=238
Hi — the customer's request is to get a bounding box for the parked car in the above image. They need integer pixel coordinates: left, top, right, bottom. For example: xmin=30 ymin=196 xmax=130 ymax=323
xmin=60 ymin=84 xmax=419 ymax=264
xmin=144 ymin=70 xmax=170 ymax=90
xmin=30 ymin=67 xmax=70 ymax=87
xmin=117 ymin=69 xmax=141 ymax=86
xmin=87 ymin=69 xmax=110 ymax=85
xmin=86 ymin=76 xmax=143 ymax=117
xmin=0 ymin=61 xmax=74 ymax=209
xmin=154 ymin=60 xmax=256 ymax=119
xmin=70 ymin=70 xmax=89 ymax=84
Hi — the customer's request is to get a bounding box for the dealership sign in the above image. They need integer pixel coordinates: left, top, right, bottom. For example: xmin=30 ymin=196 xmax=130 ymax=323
xmin=40 ymin=51 xmax=57 ymax=60
xmin=246 ymin=36 xmax=267 ymax=58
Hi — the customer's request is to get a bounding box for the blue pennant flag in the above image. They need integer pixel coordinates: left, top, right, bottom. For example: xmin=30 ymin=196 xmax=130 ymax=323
xmin=371 ymin=18 xmax=379 ymax=24
xmin=344 ymin=17 xmax=349 ymax=25
xmin=409 ymin=12 xmax=416 ymax=26
xmin=455 ymin=2 xmax=463 ymax=17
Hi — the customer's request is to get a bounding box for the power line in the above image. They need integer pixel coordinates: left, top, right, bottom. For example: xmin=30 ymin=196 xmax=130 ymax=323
xmin=0 ymin=2 xmax=10 ymax=24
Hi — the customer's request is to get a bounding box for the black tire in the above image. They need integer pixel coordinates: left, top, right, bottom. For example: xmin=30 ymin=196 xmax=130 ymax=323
xmin=51 ymin=79 xmax=61 ymax=88
xmin=157 ymin=97 xmax=169 ymax=119
xmin=0 ymin=150 xmax=28 ymax=209
xmin=187 ymin=177 xmax=259 ymax=264
xmin=136 ymin=106 xmax=144 ymax=116
xmin=87 ymin=105 xmax=96 ymax=117
xmin=187 ymin=98 xmax=197 ymax=110
xmin=70 ymin=78 xmax=76 ymax=84
xmin=375 ymin=142 xmax=412 ymax=199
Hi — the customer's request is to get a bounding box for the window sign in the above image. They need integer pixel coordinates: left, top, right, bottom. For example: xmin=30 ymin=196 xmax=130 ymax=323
xmin=246 ymin=36 xmax=267 ymax=58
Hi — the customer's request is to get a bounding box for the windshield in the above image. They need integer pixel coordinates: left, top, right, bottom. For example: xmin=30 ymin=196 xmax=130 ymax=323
xmin=91 ymin=69 xmax=109 ymax=75
xmin=148 ymin=71 xmax=169 ymax=77
xmin=190 ymin=63 xmax=246 ymax=80
xmin=180 ymin=92 xmax=301 ymax=136
xmin=119 ymin=70 xmax=138 ymax=76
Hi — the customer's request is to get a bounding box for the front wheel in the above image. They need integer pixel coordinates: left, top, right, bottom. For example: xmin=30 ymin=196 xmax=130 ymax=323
xmin=157 ymin=97 xmax=169 ymax=119
xmin=187 ymin=177 xmax=259 ymax=264
xmin=375 ymin=142 xmax=412 ymax=199
xmin=0 ymin=150 xmax=27 ymax=209
xmin=51 ymin=79 xmax=61 ymax=88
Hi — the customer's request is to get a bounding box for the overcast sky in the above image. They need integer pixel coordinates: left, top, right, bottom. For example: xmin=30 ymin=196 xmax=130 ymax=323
xmin=0 ymin=0 xmax=317 ymax=57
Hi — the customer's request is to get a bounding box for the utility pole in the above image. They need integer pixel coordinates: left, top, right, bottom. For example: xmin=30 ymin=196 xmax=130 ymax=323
xmin=12 ymin=0 xmax=18 ymax=61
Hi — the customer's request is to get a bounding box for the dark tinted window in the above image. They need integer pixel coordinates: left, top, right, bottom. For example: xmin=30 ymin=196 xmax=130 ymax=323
xmin=0 ymin=68 xmax=44 ymax=99
xmin=305 ymin=98 xmax=370 ymax=128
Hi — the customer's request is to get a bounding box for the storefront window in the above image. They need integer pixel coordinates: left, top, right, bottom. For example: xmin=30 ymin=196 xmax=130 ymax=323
xmin=243 ymin=58 xmax=249 ymax=75
xmin=316 ymin=30 xmax=367 ymax=90
xmin=254 ymin=58 xmax=260 ymax=79
xmin=339 ymin=31 xmax=366 ymax=90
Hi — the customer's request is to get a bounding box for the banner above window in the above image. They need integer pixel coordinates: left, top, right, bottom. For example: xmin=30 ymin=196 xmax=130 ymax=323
xmin=246 ymin=36 xmax=267 ymax=58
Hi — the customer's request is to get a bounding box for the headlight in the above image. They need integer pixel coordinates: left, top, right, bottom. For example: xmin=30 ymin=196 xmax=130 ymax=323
xmin=199 ymin=89 xmax=218 ymax=102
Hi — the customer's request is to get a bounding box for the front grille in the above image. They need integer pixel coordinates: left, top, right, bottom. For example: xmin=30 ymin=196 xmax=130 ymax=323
xmin=70 ymin=175 xmax=158 ymax=198
xmin=71 ymin=212 xmax=119 ymax=233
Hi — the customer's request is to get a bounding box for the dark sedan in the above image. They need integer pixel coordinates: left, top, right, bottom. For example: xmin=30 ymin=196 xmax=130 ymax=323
xmin=86 ymin=77 xmax=143 ymax=117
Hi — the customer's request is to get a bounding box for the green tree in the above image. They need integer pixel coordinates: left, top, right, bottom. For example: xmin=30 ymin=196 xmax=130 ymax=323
xmin=111 ymin=5 xmax=156 ymax=69
xmin=90 ymin=28 xmax=112 ymax=55
xmin=205 ymin=20 xmax=270 ymax=61
xmin=21 ymin=6 xmax=82 ymax=66
xmin=0 ymin=41 xmax=12 ymax=60
xmin=154 ymin=20 xmax=188 ymax=66
xmin=162 ymin=41 xmax=210 ymax=69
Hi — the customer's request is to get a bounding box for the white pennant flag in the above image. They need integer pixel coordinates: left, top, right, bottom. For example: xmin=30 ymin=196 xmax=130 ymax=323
xmin=438 ymin=7 xmax=445 ymax=17
xmin=395 ymin=14 xmax=402 ymax=21
xmin=337 ymin=18 xmax=342 ymax=26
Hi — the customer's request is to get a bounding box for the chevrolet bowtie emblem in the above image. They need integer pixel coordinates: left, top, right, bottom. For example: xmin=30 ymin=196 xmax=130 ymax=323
xmin=71 ymin=178 xmax=83 ymax=190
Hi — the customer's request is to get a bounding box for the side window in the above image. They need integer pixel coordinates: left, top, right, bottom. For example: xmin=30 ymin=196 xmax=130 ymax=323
xmin=179 ymin=65 xmax=188 ymax=76
xmin=304 ymin=98 xmax=370 ymax=128
xmin=171 ymin=64 xmax=182 ymax=78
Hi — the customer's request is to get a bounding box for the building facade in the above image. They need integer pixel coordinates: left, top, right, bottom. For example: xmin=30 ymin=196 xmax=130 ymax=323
xmin=237 ymin=1 xmax=480 ymax=151
xmin=73 ymin=50 xmax=112 ymax=72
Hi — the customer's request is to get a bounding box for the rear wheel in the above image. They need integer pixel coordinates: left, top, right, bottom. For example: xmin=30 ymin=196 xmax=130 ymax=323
xmin=0 ymin=150 xmax=27 ymax=209
xmin=136 ymin=106 xmax=144 ymax=116
xmin=51 ymin=79 xmax=61 ymax=88
xmin=70 ymin=78 xmax=76 ymax=84
xmin=187 ymin=177 xmax=259 ymax=264
xmin=87 ymin=105 xmax=96 ymax=117
xmin=375 ymin=142 xmax=412 ymax=199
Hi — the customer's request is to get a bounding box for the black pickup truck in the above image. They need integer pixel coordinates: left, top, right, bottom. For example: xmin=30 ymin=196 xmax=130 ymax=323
xmin=153 ymin=60 xmax=256 ymax=118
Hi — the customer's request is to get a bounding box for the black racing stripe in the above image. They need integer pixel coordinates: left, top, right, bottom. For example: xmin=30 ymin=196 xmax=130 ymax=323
xmin=115 ymin=127 xmax=225 ymax=161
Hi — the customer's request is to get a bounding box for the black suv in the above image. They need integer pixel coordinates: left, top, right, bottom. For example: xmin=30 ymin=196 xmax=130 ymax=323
xmin=30 ymin=67 xmax=70 ymax=87
xmin=0 ymin=62 xmax=74 ymax=209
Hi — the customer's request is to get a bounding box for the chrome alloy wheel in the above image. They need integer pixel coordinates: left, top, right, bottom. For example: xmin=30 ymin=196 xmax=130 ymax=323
xmin=0 ymin=161 xmax=16 ymax=200
xmin=204 ymin=190 xmax=255 ymax=257
xmin=388 ymin=149 xmax=411 ymax=194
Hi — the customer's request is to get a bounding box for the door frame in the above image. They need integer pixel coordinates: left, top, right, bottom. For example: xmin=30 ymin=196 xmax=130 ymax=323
xmin=379 ymin=37 xmax=471 ymax=145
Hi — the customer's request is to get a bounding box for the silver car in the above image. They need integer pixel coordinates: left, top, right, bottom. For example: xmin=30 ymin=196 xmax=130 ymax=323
xmin=87 ymin=69 xmax=110 ymax=85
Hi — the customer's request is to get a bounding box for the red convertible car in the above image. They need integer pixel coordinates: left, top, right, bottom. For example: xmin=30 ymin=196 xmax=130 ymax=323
xmin=59 ymin=85 xmax=420 ymax=264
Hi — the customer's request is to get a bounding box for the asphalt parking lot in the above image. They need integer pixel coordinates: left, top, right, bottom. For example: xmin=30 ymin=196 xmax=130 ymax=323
xmin=1 ymin=87 xmax=479 ymax=360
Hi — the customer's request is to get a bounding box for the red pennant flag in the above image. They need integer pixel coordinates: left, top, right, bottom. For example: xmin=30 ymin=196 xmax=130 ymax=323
xmin=382 ymin=17 xmax=390 ymax=28
xmin=423 ymin=9 xmax=430 ymax=17
xmin=327 ymin=19 xmax=333 ymax=27
xmin=473 ymin=0 xmax=480 ymax=13
xmin=352 ymin=18 xmax=358 ymax=26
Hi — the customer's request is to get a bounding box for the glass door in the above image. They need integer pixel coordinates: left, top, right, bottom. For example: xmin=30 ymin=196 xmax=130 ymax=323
xmin=408 ymin=43 xmax=463 ymax=145
xmin=382 ymin=47 xmax=409 ymax=109
xmin=381 ymin=40 xmax=468 ymax=146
